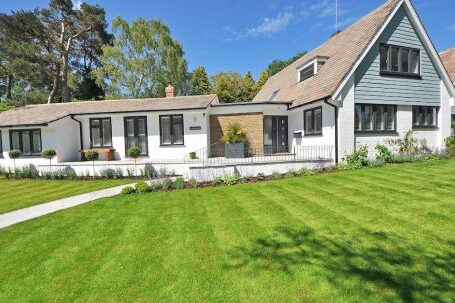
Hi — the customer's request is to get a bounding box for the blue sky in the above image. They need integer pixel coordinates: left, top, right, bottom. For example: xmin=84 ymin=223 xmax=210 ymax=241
xmin=2 ymin=0 xmax=454 ymax=78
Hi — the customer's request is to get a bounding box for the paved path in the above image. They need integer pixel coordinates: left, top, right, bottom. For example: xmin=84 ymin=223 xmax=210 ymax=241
xmin=0 ymin=183 xmax=135 ymax=229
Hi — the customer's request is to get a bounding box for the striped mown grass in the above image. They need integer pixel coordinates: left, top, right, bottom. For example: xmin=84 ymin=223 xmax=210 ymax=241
xmin=0 ymin=178 xmax=137 ymax=214
xmin=0 ymin=160 xmax=454 ymax=302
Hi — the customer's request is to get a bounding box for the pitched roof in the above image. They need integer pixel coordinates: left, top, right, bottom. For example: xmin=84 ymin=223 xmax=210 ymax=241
xmin=254 ymin=0 xmax=402 ymax=108
xmin=440 ymin=48 xmax=455 ymax=83
xmin=0 ymin=94 xmax=218 ymax=127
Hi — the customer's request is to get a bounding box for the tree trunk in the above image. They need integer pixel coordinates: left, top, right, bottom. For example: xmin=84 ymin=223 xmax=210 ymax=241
xmin=6 ymin=75 xmax=13 ymax=99
xmin=62 ymin=52 xmax=70 ymax=102
xmin=48 ymin=64 xmax=61 ymax=104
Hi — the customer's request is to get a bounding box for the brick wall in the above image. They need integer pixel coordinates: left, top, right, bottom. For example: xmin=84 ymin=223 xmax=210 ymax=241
xmin=209 ymin=113 xmax=264 ymax=152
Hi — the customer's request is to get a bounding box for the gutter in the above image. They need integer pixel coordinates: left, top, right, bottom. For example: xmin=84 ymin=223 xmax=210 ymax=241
xmin=70 ymin=115 xmax=83 ymax=159
xmin=323 ymin=99 xmax=339 ymax=164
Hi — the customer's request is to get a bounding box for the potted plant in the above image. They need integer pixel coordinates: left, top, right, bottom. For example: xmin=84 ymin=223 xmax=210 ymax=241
xmin=221 ymin=122 xmax=247 ymax=158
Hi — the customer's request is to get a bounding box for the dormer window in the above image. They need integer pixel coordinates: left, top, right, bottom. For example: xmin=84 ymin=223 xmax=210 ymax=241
xmin=297 ymin=57 xmax=327 ymax=82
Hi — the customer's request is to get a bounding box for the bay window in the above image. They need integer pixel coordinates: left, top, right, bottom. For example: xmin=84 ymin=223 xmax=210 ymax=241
xmin=124 ymin=116 xmax=148 ymax=155
xmin=380 ymin=44 xmax=420 ymax=76
xmin=9 ymin=129 xmax=42 ymax=156
xmin=90 ymin=118 xmax=112 ymax=148
xmin=355 ymin=104 xmax=396 ymax=132
xmin=412 ymin=106 xmax=438 ymax=128
xmin=304 ymin=107 xmax=322 ymax=136
xmin=160 ymin=115 xmax=184 ymax=145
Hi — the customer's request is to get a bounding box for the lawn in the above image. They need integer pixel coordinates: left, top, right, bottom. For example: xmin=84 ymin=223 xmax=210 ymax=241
xmin=0 ymin=178 xmax=137 ymax=214
xmin=0 ymin=160 xmax=454 ymax=302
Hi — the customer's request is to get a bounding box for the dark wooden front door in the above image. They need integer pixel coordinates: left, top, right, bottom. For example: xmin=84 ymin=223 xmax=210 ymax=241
xmin=264 ymin=116 xmax=288 ymax=154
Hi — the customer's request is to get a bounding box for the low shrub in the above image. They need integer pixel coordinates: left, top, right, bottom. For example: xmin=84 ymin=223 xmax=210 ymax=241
xmin=188 ymin=178 xmax=198 ymax=188
xmin=445 ymin=136 xmax=455 ymax=155
xmin=388 ymin=154 xmax=418 ymax=163
xmin=344 ymin=146 xmax=369 ymax=167
xmin=16 ymin=166 xmax=40 ymax=179
xmin=212 ymin=176 xmax=224 ymax=186
xmin=256 ymin=173 xmax=266 ymax=180
xmin=286 ymin=170 xmax=298 ymax=178
xmin=224 ymin=174 xmax=240 ymax=186
xmin=100 ymin=168 xmax=115 ymax=179
xmin=336 ymin=163 xmax=355 ymax=171
xmin=160 ymin=178 xmax=172 ymax=191
xmin=297 ymin=168 xmax=316 ymax=176
xmin=367 ymin=159 xmax=385 ymax=168
xmin=135 ymin=181 xmax=151 ymax=193
xmin=114 ymin=168 xmax=123 ymax=179
xmin=272 ymin=171 xmax=282 ymax=179
xmin=121 ymin=186 xmax=136 ymax=195
xmin=375 ymin=144 xmax=393 ymax=163
xmin=174 ymin=176 xmax=185 ymax=190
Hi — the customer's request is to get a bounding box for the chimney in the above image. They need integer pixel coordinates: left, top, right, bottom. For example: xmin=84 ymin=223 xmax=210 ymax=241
xmin=165 ymin=82 xmax=175 ymax=98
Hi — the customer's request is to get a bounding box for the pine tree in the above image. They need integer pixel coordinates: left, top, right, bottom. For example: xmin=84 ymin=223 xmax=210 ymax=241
xmin=255 ymin=69 xmax=269 ymax=93
xmin=190 ymin=66 xmax=211 ymax=95
xmin=243 ymin=71 xmax=256 ymax=101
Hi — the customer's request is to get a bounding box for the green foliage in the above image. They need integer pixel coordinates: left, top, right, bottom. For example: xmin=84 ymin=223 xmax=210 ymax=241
xmin=188 ymin=178 xmax=198 ymax=188
xmin=8 ymin=150 xmax=21 ymax=159
xmin=42 ymin=149 xmax=57 ymax=160
xmin=0 ymin=102 xmax=14 ymax=113
xmin=120 ymin=186 xmax=136 ymax=195
xmin=224 ymin=174 xmax=240 ymax=186
xmin=387 ymin=130 xmax=428 ymax=156
xmin=272 ymin=171 xmax=282 ymax=179
xmin=210 ymin=72 xmax=248 ymax=103
xmin=212 ymin=177 xmax=225 ymax=186
xmin=15 ymin=166 xmax=40 ymax=179
xmin=99 ymin=168 xmax=115 ymax=179
xmin=173 ymin=176 xmax=185 ymax=190
xmin=267 ymin=51 xmax=307 ymax=76
xmin=220 ymin=122 xmax=246 ymax=144
xmin=256 ymin=173 xmax=266 ymax=180
xmin=445 ymin=136 xmax=455 ymax=154
xmin=160 ymin=178 xmax=173 ymax=191
xmin=344 ymin=146 xmax=369 ymax=167
xmin=190 ymin=66 xmax=211 ymax=95
xmin=93 ymin=17 xmax=188 ymax=99
xmin=127 ymin=147 xmax=142 ymax=158
xmin=135 ymin=181 xmax=151 ymax=193
xmin=255 ymin=69 xmax=269 ymax=94
xmin=286 ymin=170 xmax=298 ymax=178
xmin=84 ymin=149 xmax=99 ymax=161
xmin=367 ymin=159 xmax=385 ymax=168
xmin=243 ymin=71 xmax=256 ymax=101
xmin=375 ymin=145 xmax=392 ymax=163
xmin=188 ymin=152 xmax=197 ymax=160
xmin=297 ymin=168 xmax=316 ymax=176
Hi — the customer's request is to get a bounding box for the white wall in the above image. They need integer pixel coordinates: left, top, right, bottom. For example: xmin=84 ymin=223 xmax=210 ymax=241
xmin=336 ymin=75 xmax=356 ymax=162
xmin=75 ymin=110 xmax=209 ymax=161
xmin=53 ymin=117 xmax=80 ymax=162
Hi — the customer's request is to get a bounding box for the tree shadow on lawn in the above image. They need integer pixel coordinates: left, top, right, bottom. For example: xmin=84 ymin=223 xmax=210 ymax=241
xmin=225 ymin=226 xmax=455 ymax=303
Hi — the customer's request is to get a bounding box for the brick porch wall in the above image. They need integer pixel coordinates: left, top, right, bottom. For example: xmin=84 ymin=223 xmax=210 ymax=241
xmin=209 ymin=113 xmax=264 ymax=152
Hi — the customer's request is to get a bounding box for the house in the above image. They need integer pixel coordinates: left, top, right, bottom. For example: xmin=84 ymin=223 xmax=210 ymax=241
xmin=0 ymin=0 xmax=454 ymax=179
xmin=439 ymin=47 xmax=455 ymax=135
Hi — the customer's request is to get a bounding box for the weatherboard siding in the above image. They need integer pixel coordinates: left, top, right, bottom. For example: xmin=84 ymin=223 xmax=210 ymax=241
xmin=355 ymin=6 xmax=440 ymax=106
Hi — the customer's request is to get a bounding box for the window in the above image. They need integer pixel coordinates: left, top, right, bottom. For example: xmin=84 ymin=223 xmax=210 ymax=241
xmin=304 ymin=107 xmax=322 ymax=135
xmin=380 ymin=44 xmax=420 ymax=76
xmin=124 ymin=116 xmax=148 ymax=155
xmin=160 ymin=115 xmax=184 ymax=145
xmin=268 ymin=90 xmax=280 ymax=101
xmin=412 ymin=106 xmax=438 ymax=128
xmin=355 ymin=104 xmax=396 ymax=132
xmin=90 ymin=118 xmax=112 ymax=148
xmin=299 ymin=64 xmax=315 ymax=82
xmin=9 ymin=129 xmax=42 ymax=156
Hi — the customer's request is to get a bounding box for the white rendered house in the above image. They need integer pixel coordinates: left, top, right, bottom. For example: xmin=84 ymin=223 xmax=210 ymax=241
xmin=0 ymin=0 xmax=454 ymax=179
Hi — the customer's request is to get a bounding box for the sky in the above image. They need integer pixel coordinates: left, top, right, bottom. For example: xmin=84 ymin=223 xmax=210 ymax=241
xmin=1 ymin=0 xmax=454 ymax=79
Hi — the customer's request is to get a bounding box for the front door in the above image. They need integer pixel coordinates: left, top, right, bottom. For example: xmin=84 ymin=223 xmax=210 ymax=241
xmin=264 ymin=116 xmax=288 ymax=154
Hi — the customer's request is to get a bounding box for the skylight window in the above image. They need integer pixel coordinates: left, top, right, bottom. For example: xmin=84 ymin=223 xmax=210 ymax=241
xmin=268 ymin=90 xmax=280 ymax=101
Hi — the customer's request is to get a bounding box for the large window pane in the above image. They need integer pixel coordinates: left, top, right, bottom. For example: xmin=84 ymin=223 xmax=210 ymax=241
xmin=172 ymin=116 xmax=184 ymax=144
xmin=355 ymin=105 xmax=362 ymax=131
xmin=412 ymin=106 xmax=438 ymax=128
xmin=102 ymin=119 xmax=112 ymax=146
xmin=380 ymin=45 xmax=389 ymax=71
xmin=304 ymin=107 xmax=322 ymax=135
xmin=160 ymin=116 xmax=172 ymax=145
xmin=263 ymin=116 xmax=273 ymax=145
xmin=299 ymin=65 xmax=314 ymax=82
xmin=32 ymin=131 xmax=41 ymax=154
xmin=401 ymin=48 xmax=409 ymax=73
xmin=375 ymin=106 xmax=385 ymax=131
xmin=363 ymin=105 xmax=374 ymax=131
xmin=386 ymin=106 xmax=395 ymax=131
xmin=305 ymin=110 xmax=313 ymax=133
xmin=91 ymin=120 xmax=101 ymax=147
xmin=124 ymin=117 xmax=148 ymax=155
xmin=22 ymin=131 xmax=31 ymax=155
xmin=11 ymin=131 xmax=20 ymax=150
xmin=410 ymin=50 xmax=420 ymax=74
xmin=314 ymin=108 xmax=322 ymax=133
xmin=391 ymin=47 xmax=399 ymax=72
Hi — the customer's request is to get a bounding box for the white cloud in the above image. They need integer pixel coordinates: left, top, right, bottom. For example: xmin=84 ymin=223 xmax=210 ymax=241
xmin=245 ymin=12 xmax=294 ymax=37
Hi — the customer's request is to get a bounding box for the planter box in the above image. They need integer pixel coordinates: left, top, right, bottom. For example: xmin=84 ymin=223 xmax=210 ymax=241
xmin=225 ymin=143 xmax=245 ymax=158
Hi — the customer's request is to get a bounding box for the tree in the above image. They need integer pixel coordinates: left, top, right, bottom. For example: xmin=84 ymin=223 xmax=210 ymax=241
xmin=211 ymin=72 xmax=249 ymax=103
xmin=127 ymin=146 xmax=142 ymax=177
xmin=243 ymin=71 xmax=256 ymax=101
xmin=42 ymin=0 xmax=108 ymax=103
xmin=190 ymin=66 xmax=210 ymax=95
xmin=267 ymin=51 xmax=307 ymax=76
xmin=93 ymin=17 xmax=188 ymax=99
xmin=8 ymin=150 xmax=21 ymax=174
xmin=255 ymin=69 xmax=269 ymax=93
xmin=84 ymin=149 xmax=99 ymax=177
xmin=42 ymin=149 xmax=57 ymax=169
